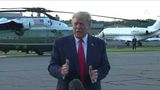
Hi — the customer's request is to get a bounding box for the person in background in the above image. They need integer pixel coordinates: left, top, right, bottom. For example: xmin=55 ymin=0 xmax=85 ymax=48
xmin=48 ymin=11 xmax=110 ymax=90
xmin=56 ymin=14 xmax=60 ymax=20
xmin=132 ymin=36 xmax=137 ymax=50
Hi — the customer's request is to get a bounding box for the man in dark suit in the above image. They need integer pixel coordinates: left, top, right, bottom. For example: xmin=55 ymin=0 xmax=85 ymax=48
xmin=48 ymin=11 xmax=110 ymax=90
xmin=132 ymin=36 xmax=137 ymax=50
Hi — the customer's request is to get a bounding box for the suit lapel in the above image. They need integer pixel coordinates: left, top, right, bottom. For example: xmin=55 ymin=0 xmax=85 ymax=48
xmin=69 ymin=36 xmax=80 ymax=76
xmin=86 ymin=35 xmax=95 ymax=69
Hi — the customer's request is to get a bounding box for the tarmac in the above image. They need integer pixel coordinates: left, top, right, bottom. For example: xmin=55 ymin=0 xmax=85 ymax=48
xmin=0 ymin=51 xmax=160 ymax=90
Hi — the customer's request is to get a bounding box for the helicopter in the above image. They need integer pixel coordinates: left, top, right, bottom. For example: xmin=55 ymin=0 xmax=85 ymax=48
xmin=0 ymin=7 xmax=73 ymax=55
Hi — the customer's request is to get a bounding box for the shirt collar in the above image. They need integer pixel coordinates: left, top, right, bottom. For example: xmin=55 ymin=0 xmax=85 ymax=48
xmin=74 ymin=34 xmax=88 ymax=44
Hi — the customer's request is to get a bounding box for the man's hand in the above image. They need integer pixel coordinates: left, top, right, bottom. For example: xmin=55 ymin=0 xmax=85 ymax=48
xmin=89 ymin=65 xmax=98 ymax=83
xmin=61 ymin=59 xmax=69 ymax=77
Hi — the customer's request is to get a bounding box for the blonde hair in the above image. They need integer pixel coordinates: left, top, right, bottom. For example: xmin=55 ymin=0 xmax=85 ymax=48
xmin=72 ymin=11 xmax=91 ymax=26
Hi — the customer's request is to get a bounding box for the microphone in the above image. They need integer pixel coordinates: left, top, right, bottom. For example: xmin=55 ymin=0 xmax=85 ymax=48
xmin=69 ymin=79 xmax=84 ymax=90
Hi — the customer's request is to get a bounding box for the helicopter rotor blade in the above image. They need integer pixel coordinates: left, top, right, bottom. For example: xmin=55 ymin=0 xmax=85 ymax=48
xmin=50 ymin=10 xmax=74 ymax=14
xmin=0 ymin=8 xmax=24 ymax=9
xmin=91 ymin=14 xmax=148 ymax=23
xmin=22 ymin=7 xmax=52 ymax=13
xmin=48 ymin=10 xmax=129 ymax=20
xmin=0 ymin=10 xmax=27 ymax=12
xmin=43 ymin=12 xmax=58 ymax=20
xmin=0 ymin=7 xmax=52 ymax=13
xmin=0 ymin=7 xmax=148 ymax=23
xmin=49 ymin=10 xmax=147 ymax=22
xmin=48 ymin=10 xmax=130 ymax=20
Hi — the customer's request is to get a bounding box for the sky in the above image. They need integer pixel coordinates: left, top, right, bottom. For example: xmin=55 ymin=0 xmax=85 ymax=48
xmin=1 ymin=0 xmax=160 ymax=21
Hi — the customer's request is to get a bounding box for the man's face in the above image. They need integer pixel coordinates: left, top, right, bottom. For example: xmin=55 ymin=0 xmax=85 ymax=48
xmin=72 ymin=18 xmax=89 ymax=39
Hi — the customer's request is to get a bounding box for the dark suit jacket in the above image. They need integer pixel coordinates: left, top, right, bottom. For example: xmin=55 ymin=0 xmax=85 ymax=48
xmin=48 ymin=34 xmax=110 ymax=90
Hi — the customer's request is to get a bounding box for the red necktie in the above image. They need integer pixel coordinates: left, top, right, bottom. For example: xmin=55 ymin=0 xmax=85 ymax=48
xmin=78 ymin=39 xmax=86 ymax=86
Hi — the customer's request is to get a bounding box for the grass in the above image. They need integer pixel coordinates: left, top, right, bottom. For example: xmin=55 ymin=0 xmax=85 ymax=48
xmin=107 ymin=46 xmax=160 ymax=52
xmin=0 ymin=51 xmax=36 ymax=56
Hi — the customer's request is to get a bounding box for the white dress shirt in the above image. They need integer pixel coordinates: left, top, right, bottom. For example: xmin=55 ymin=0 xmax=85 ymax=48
xmin=74 ymin=34 xmax=88 ymax=61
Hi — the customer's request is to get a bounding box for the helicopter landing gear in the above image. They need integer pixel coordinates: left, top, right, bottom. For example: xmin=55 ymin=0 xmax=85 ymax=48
xmin=15 ymin=30 xmax=24 ymax=36
xmin=137 ymin=41 xmax=142 ymax=46
xmin=125 ymin=41 xmax=130 ymax=46
xmin=35 ymin=49 xmax=44 ymax=55
xmin=2 ymin=49 xmax=9 ymax=54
